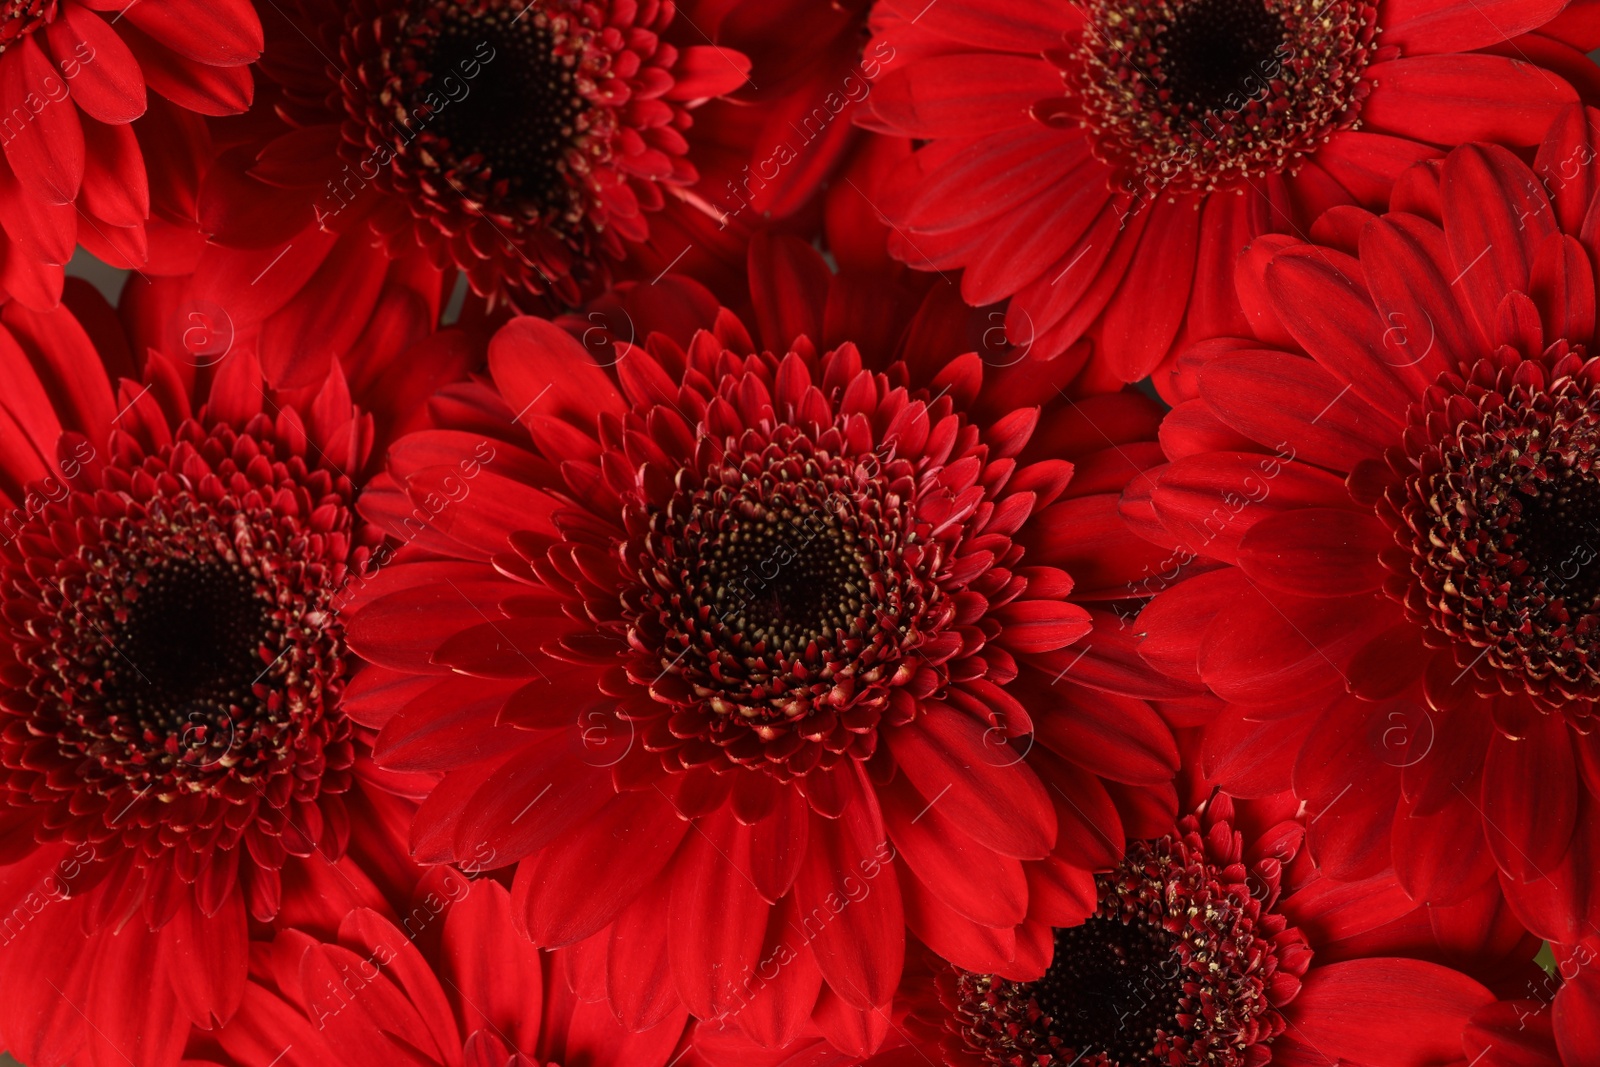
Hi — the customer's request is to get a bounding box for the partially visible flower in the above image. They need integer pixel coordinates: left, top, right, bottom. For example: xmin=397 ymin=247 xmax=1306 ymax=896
xmin=200 ymin=0 xmax=751 ymax=311
xmin=343 ymin=236 xmax=1185 ymax=1054
xmin=856 ymin=0 xmax=1600 ymax=400
xmin=191 ymin=871 xmax=695 ymax=1067
xmin=1127 ymin=108 xmax=1600 ymax=943
xmin=0 ymin=0 xmax=261 ymax=307
xmin=698 ymin=794 xmax=1531 ymax=1067
xmin=0 ymin=276 xmax=459 ymax=1067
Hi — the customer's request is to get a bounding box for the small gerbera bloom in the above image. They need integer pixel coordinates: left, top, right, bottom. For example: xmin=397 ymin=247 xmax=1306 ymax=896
xmin=0 ymin=281 xmax=452 ymax=1067
xmin=697 ymin=794 xmax=1518 ymax=1067
xmin=1127 ymin=107 xmax=1600 ymax=944
xmin=203 ymin=0 xmax=750 ymax=308
xmin=0 ymin=0 xmax=261 ymax=308
xmin=344 ymin=237 xmax=1186 ymax=1054
xmin=857 ymin=0 xmax=1600 ymax=398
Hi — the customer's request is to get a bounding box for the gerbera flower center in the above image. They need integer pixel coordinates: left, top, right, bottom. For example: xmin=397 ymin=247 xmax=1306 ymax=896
xmin=1058 ymin=0 xmax=1377 ymax=195
xmin=415 ymin=4 xmax=584 ymax=218
xmin=1383 ymin=350 xmax=1600 ymax=705
xmin=1514 ymin=466 xmax=1600 ymax=608
xmin=1161 ymin=0 xmax=1287 ymax=113
xmin=0 ymin=416 xmax=365 ymax=861
xmin=695 ymin=500 xmax=871 ymax=654
xmin=624 ymin=425 xmax=944 ymax=756
xmin=1032 ymin=919 xmax=1185 ymax=1058
xmin=942 ymin=828 xmax=1292 ymax=1067
xmin=597 ymin=360 xmax=992 ymax=782
xmin=108 ymin=557 xmax=280 ymax=760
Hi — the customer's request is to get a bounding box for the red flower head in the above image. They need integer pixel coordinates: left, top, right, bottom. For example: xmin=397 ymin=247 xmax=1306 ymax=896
xmin=696 ymin=793 xmax=1529 ymax=1067
xmin=0 ymin=0 xmax=261 ymax=308
xmin=856 ymin=0 xmax=1600 ymax=398
xmin=343 ymin=237 xmax=1188 ymax=1055
xmin=1128 ymin=106 xmax=1600 ymax=946
xmin=0 ymin=279 xmax=454 ymax=1067
xmin=195 ymin=871 xmax=697 ymax=1067
xmin=201 ymin=0 xmax=751 ymax=309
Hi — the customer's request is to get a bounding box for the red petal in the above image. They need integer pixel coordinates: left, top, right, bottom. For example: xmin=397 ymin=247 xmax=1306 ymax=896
xmin=1236 ymin=508 xmax=1389 ymax=597
xmin=869 ymin=53 xmax=1057 ymax=139
xmin=1383 ymin=0 xmax=1567 ymax=53
xmin=1150 ymin=450 xmax=1351 ymax=565
xmin=1361 ymin=54 xmax=1577 ymax=147
xmin=438 ymin=881 xmax=542 ymax=1049
xmin=119 ymin=21 xmax=253 ymax=115
xmin=606 ymin=882 xmax=679 ymax=1032
xmin=1266 ymin=247 xmax=1416 ymax=414
xmin=1555 ymin=968 xmax=1600 ymax=1065
xmin=1466 ymin=1001 xmax=1561 ymax=1067
xmin=515 ymin=787 xmax=687 ymax=945
xmin=878 ymin=0 xmax=1074 ymax=51
xmin=669 ymin=808 xmax=772 ymax=1019
xmin=1443 ymin=143 xmax=1559 ymax=338
xmin=124 ymin=0 xmax=262 ymax=66
xmin=1481 ymin=715 xmax=1579 ymax=883
xmin=792 ymin=777 xmax=903 ymax=1009
xmin=456 ymin=737 xmax=614 ymax=865
xmin=881 ymin=772 xmax=1028 ymax=928
xmin=1095 ymin=197 xmax=1200 ymax=381
xmin=665 ymin=45 xmax=749 ymax=100
xmin=1201 ymin=585 xmax=1392 ymax=705
xmin=87 ymin=920 xmax=190 ymax=1067
xmin=159 ymin=887 xmax=247 ymax=1027
xmin=749 ymin=233 xmax=831 ymax=353
xmin=47 ymin=5 xmax=147 ymax=123
xmin=1280 ymin=959 xmax=1494 ymax=1065
xmin=1034 ymin=685 xmax=1180 ymax=787
xmin=0 ymin=37 xmax=85 ymax=203
xmin=887 ymin=707 xmax=1056 ymax=859
xmin=490 ymin=316 xmax=626 ymax=434
xmin=1358 ymin=210 xmax=1484 ymax=385
xmin=992 ymin=599 xmax=1093 ymax=653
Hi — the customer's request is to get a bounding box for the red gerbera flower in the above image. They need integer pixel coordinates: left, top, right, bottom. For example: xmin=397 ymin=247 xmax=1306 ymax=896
xmin=199 ymin=0 xmax=751 ymax=309
xmin=696 ymin=793 xmax=1526 ymax=1067
xmin=0 ymin=0 xmax=261 ymax=308
xmin=343 ymin=236 xmax=1187 ymax=1054
xmin=0 ymin=279 xmax=454 ymax=1067
xmin=1466 ymin=936 xmax=1600 ymax=1067
xmin=857 ymin=0 xmax=1600 ymax=398
xmin=192 ymin=870 xmax=696 ymax=1067
xmin=1127 ymin=107 xmax=1600 ymax=944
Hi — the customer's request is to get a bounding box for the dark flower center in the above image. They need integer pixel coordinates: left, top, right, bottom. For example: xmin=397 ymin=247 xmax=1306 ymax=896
xmin=626 ymin=428 xmax=941 ymax=736
xmin=0 ymin=418 xmax=365 ymax=866
xmin=1512 ymin=468 xmax=1600 ymax=609
xmin=1036 ymin=919 xmax=1185 ymax=1060
xmin=605 ymin=371 xmax=981 ymax=782
xmin=695 ymin=501 xmax=872 ymax=655
xmin=942 ymin=826 xmax=1293 ymax=1067
xmin=1160 ymin=0 xmax=1288 ymax=114
xmin=1384 ymin=351 xmax=1600 ymax=704
xmin=108 ymin=557 xmax=280 ymax=762
xmin=1057 ymin=0 xmax=1377 ymax=195
xmin=419 ymin=5 xmax=582 ymax=215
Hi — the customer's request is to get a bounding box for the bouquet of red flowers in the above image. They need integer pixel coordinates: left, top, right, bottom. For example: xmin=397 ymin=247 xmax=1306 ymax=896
xmin=0 ymin=1 xmax=1596 ymax=1064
